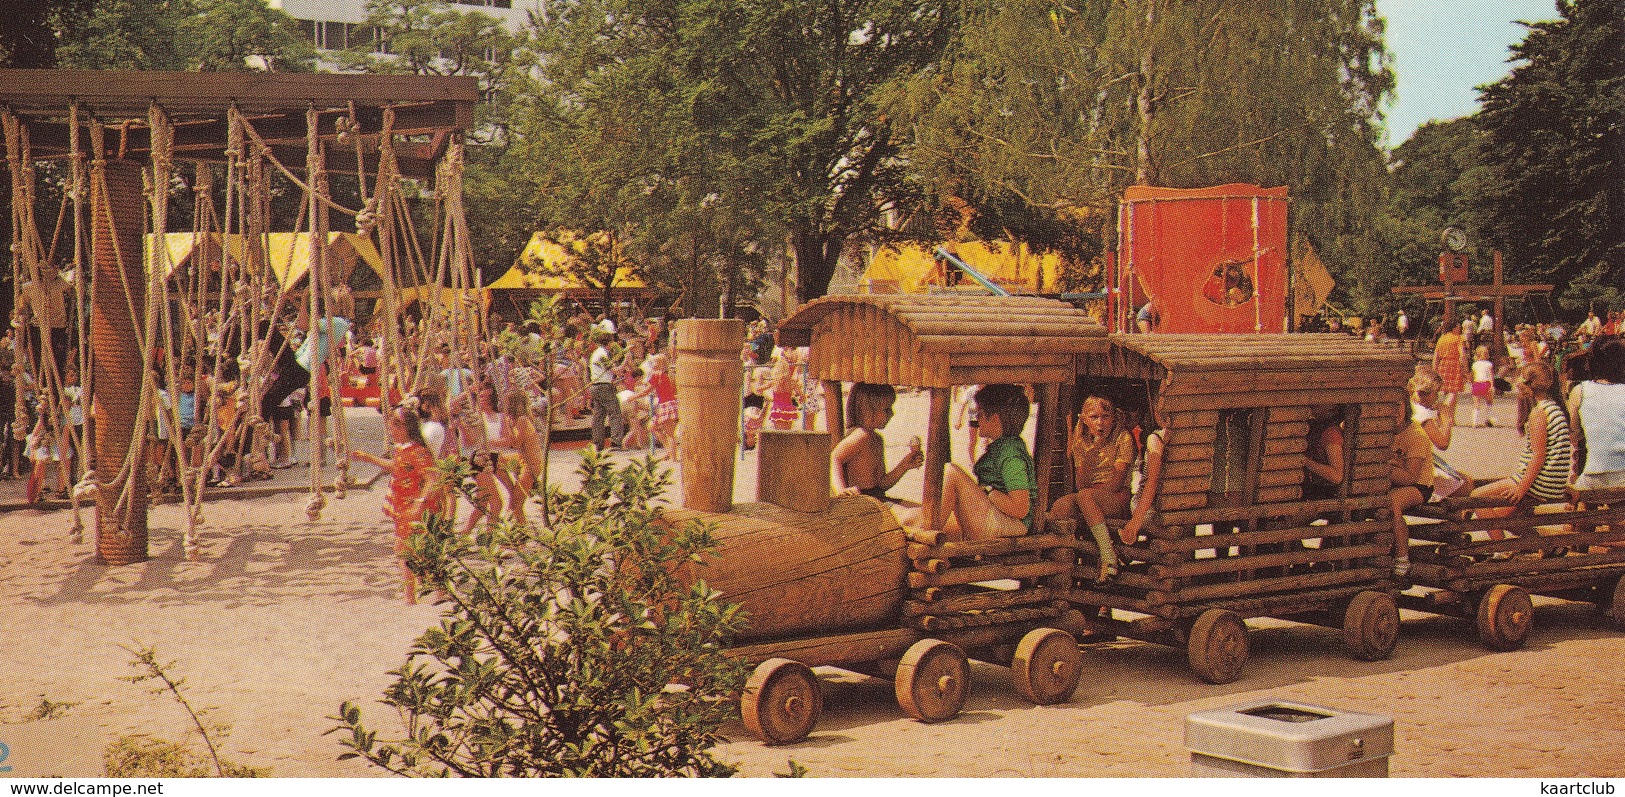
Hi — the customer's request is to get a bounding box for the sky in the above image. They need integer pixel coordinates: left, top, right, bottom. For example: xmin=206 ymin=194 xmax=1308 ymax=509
xmin=1375 ymin=0 xmax=1563 ymax=146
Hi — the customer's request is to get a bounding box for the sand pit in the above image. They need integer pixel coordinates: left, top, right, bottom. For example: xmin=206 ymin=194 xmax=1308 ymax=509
xmin=1 ymin=393 xmax=1622 ymax=777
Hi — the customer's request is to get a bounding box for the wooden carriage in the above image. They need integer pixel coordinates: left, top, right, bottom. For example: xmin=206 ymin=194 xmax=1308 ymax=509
xmin=1070 ymin=334 xmax=1414 ymax=683
xmin=665 ymin=296 xmax=1108 ymax=744
xmin=1399 ymin=486 xmax=1625 ymax=650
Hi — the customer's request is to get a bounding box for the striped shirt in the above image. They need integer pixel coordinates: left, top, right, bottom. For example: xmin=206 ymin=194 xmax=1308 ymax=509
xmin=1513 ymin=399 xmax=1572 ymax=502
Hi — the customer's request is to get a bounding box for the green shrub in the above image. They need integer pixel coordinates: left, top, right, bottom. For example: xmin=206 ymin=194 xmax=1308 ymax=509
xmin=332 ymin=450 xmax=749 ymax=777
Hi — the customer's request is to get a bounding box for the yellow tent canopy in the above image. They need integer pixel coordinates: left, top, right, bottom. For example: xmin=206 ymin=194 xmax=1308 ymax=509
xmin=145 ymin=232 xmax=387 ymax=290
xmin=861 ymin=241 xmax=1066 ymax=294
xmin=487 ymin=231 xmax=649 ymax=291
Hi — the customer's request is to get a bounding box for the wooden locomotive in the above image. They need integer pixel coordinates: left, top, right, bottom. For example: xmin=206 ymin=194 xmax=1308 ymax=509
xmin=665 ymin=299 xmax=1107 ymax=744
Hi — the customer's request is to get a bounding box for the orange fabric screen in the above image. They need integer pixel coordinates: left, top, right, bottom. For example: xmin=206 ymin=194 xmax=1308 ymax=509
xmin=1119 ymin=183 xmax=1289 ymax=333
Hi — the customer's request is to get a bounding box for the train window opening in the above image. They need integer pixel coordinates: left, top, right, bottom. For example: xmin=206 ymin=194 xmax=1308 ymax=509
xmin=1210 ymin=408 xmax=1260 ymax=506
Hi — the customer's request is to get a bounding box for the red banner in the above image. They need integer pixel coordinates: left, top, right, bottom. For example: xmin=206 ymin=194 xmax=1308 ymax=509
xmin=1118 ymin=184 xmax=1289 ymax=333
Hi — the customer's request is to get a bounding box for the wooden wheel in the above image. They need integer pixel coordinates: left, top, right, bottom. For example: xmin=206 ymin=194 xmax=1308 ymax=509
xmin=1342 ymin=590 xmax=1401 ymax=661
xmin=1186 ymin=609 xmax=1249 ymax=684
xmin=741 ymin=658 xmax=822 ymax=745
xmin=895 ymin=639 xmax=970 ymax=722
xmin=1605 ymin=576 xmax=1625 ymax=631
xmin=1475 ymin=584 xmax=1534 ymax=651
xmin=1011 ymin=628 xmax=1083 ymax=705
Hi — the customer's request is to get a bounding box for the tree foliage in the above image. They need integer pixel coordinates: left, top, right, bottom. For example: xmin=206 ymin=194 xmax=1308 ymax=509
xmin=55 ymin=0 xmax=312 ymax=72
xmin=1471 ymin=0 xmax=1624 ymax=311
xmin=889 ymin=0 xmax=1393 ymax=295
xmin=331 ymin=453 xmax=748 ymax=777
xmin=337 ymin=0 xmax=538 ymax=281
xmin=528 ymin=0 xmax=955 ymax=304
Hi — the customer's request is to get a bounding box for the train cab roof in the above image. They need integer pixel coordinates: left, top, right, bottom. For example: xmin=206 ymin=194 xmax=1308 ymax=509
xmin=1081 ymin=333 xmax=1414 ymax=414
xmin=777 ymin=294 xmax=1108 ymax=388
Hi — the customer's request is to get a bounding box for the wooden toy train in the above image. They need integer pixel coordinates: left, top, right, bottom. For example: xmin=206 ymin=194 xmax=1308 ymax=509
xmin=657 ymin=297 xmax=1625 ymax=745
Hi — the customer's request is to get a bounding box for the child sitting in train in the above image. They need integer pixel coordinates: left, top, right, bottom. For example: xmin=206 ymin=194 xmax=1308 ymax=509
xmin=832 ymin=382 xmax=923 ymax=502
xmin=1050 ymin=394 xmax=1134 ymax=583
xmin=1470 ymin=361 xmax=1573 ymax=539
xmin=1118 ymin=401 xmax=1167 ymax=553
xmin=1389 ymin=372 xmax=1440 ymax=578
xmin=931 ymin=383 xmax=1035 ymax=542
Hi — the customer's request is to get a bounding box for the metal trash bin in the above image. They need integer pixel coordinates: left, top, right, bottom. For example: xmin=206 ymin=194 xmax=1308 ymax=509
xmin=1186 ymin=699 xmax=1393 ymax=777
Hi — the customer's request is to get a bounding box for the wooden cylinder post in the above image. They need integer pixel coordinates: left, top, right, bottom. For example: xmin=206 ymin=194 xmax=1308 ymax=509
xmin=91 ymin=159 xmax=150 ymax=565
xmin=922 ymin=387 xmax=952 ymax=529
xmin=674 ymin=318 xmax=746 ymax=512
xmin=823 ymin=379 xmax=845 ymax=440
xmin=757 ymin=429 xmax=833 ymax=513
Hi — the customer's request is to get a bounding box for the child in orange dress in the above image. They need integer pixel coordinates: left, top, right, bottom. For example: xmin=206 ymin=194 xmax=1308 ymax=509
xmin=351 ymin=405 xmax=443 ymax=604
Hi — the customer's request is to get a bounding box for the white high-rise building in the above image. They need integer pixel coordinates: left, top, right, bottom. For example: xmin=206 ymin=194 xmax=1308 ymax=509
xmin=269 ymin=0 xmax=545 ymax=54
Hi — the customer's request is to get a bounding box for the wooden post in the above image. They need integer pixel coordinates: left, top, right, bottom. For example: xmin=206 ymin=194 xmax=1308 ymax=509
xmin=92 ymin=159 xmax=149 ymax=565
xmin=1032 ymin=382 xmax=1058 ymax=531
xmin=674 ymin=318 xmax=746 ymax=512
xmin=757 ymin=429 xmax=833 ymax=513
xmin=922 ymin=387 xmax=952 ymax=529
xmin=824 ymin=379 xmax=845 ymax=440
xmin=1493 ymin=250 xmax=1506 ymax=355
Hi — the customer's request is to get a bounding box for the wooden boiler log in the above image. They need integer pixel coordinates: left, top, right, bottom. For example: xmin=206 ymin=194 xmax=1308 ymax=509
xmin=1150 ymin=543 xmax=1390 ymax=580
xmin=902 ymin=585 xmax=1062 ymax=616
xmin=724 ymin=627 xmax=923 ymax=668
xmin=908 ymin=559 xmax=1069 ymax=589
xmin=666 ymin=497 xmax=907 ymax=643
xmin=1110 ymin=569 xmax=1174 ymax=592
xmin=1152 ymin=566 xmax=1391 ymax=605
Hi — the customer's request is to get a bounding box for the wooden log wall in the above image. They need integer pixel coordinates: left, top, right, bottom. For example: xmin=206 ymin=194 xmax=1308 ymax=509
xmin=1404 ymin=496 xmax=1625 ymax=594
xmin=901 ymin=528 xmax=1077 ymax=632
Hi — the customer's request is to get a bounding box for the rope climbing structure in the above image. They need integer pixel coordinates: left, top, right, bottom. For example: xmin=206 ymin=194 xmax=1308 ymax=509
xmin=1 ymin=70 xmax=479 ymax=565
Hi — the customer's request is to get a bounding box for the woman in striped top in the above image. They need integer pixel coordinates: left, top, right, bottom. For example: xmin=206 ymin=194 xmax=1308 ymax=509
xmin=1471 ymin=361 xmax=1572 ymax=539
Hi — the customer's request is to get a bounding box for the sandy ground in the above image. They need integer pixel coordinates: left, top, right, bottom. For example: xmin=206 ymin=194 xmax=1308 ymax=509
xmin=1 ymin=391 xmax=1622 ymax=777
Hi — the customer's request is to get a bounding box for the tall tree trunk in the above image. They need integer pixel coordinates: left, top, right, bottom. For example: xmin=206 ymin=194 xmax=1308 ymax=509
xmin=1134 ymin=0 xmax=1159 ymax=186
xmin=790 ymin=230 xmax=844 ymax=304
